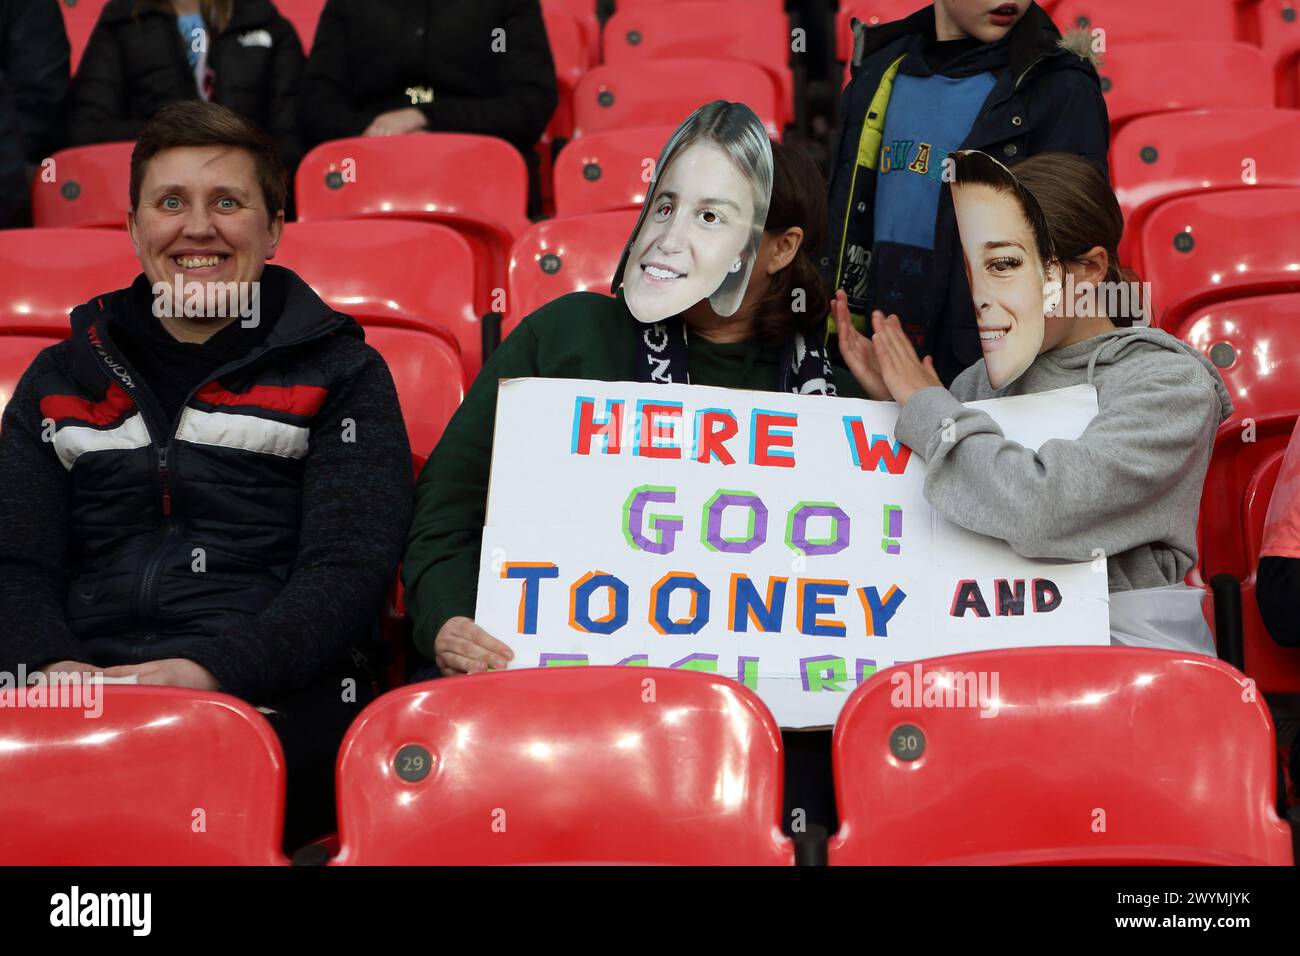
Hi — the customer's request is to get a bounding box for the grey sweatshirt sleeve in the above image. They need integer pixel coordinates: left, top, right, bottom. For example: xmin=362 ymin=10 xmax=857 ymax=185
xmin=893 ymin=369 xmax=1220 ymax=563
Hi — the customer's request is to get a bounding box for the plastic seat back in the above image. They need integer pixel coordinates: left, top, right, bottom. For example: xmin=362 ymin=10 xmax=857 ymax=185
xmin=602 ymin=3 xmax=792 ymax=125
xmin=0 ymin=332 xmax=65 ymax=419
xmin=1111 ymin=109 xmax=1300 ymax=272
xmin=1050 ymin=0 xmax=1237 ymax=45
xmin=59 ymin=0 xmax=105 ymax=73
xmin=572 ymin=60 xmax=781 ymax=139
xmin=1240 ymin=451 xmax=1300 ymax=694
xmin=1180 ymin=295 xmax=1300 ymax=591
xmin=0 ymin=685 xmax=288 ymax=864
xmin=542 ymin=0 xmax=600 ymax=66
xmin=553 ymin=125 xmax=676 ymax=217
xmin=1097 ymin=42 xmax=1272 ymax=132
xmin=1254 ymin=0 xmax=1300 ymax=106
xmin=274 ymin=0 xmax=325 ymax=52
xmin=828 ymin=647 xmax=1293 ymax=865
xmin=295 ymin=133 xmax=530 ymax=315
xmin=1139 ymin=187 xmax=1300 ymax=330
xmin=274 ymin=219 xmax=480 ymax=384
xmin=504 ymin=209 xmax=638 ymax=338
xmin=362 ymin=325 xmax=463 ymax=459
xmin=0 ymin=228 xmax=140 ymax=331
xmin=332 ymin=667 xmax=793 ymax=865
xmin=542 ymin=7 xmax=587 ymax=143
xmin=31 ymin=141 xmax=134 ymax=229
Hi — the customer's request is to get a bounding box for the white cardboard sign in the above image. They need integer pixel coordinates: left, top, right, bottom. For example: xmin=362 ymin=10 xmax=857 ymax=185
xmin=475 ymin=378 xmax=1109 ymax=727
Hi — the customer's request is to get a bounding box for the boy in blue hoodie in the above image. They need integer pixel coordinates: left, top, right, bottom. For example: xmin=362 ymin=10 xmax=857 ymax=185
xmin=824 ymin=1 xmax=1109 ymax=385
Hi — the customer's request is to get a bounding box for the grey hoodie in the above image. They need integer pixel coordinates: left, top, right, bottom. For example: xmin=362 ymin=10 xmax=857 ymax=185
xmin=894 ymin=327 xmax=1234 ymax=592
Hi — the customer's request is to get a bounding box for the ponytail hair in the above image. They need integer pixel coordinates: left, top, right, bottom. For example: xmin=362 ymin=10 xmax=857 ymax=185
xmin=1009 ymin=153 xmax=1145 ymax=326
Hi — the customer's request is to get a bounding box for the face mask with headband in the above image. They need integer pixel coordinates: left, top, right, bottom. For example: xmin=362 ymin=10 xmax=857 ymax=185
xmin=949 ymin=149 xmax=1062 ymax=391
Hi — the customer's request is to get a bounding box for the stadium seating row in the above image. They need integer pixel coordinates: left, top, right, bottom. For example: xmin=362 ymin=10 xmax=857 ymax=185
xmin=0 ymin=648 xmax=1292 ymax=865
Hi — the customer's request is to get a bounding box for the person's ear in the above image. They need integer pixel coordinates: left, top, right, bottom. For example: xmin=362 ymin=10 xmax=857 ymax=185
xmin=1043 ymin=258 xmax=1064 ymax=316
xmin=1075 ymin=245 xmax=1109 ymax=285
xmin=266 ymin=208 xmax=285 ymax=260
xmin=126 ymin=208 xmax=141 ymax=256
xmin=766 ymin=226 xmax=803 ymax=274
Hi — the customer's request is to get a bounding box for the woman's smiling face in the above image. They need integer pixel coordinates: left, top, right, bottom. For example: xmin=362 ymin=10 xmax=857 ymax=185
xmin=953 ymin=182 xmax=1048 ymax=389
xmin=622 ymin=141 xmax=756 ymax=323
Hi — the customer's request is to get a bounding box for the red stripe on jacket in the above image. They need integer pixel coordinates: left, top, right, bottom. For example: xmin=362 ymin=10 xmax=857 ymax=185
xmin=40 ymin=382 xmax=135 ymax=427
xmin=194 ymin=381 xmax=329 ymax=418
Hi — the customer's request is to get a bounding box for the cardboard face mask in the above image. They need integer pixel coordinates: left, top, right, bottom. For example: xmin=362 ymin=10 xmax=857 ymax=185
xmin=951 ymin=156 xmax=1057 ymax=391
xmin=614 ymin=102 xmax=773 ymax=324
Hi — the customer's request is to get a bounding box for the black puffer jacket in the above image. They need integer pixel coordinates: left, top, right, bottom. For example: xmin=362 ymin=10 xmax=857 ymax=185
xmin=63 ymin=0 xmax=303 ymax=167
xmin=299 ymin=0 xmax=557 ymax=154
xmin=0 ymin=266 xmax=413 ymax=703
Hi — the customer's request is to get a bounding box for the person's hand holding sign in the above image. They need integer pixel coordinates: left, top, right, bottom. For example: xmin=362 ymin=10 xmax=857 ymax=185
xmin=871 ymin=311 xmax=943 ymax=406
xmin=831 ymin=289 xmax=891 ymax=401
xmin=435 ymin=617 xmax=515 ymax=675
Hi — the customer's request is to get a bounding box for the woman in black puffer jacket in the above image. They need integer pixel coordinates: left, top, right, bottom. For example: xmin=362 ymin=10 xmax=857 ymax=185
xmin=63 ymin=0 xmax=304 ymax=172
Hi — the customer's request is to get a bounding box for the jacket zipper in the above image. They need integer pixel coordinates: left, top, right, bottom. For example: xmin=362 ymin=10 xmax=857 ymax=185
xmin=84 ymin=302 xmax=345 ymax=638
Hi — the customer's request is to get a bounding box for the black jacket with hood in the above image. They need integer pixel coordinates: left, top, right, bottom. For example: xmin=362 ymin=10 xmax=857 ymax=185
xmin=0 ymin=265 xmax=412 ymax=703
xmin=824 ymin=1 xmax=1109 ymax=384
xmin=63 ymin=0 xmax=304 ymax=169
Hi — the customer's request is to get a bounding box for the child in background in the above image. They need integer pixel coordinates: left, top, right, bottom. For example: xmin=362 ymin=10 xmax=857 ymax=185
xmin=835 ymin=151 xmax=1231 ymax=651
xmin=825 ymin=0 xmax=1109 ymax=385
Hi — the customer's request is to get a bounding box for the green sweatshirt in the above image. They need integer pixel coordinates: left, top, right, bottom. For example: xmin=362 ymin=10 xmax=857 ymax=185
xmin=403 ymin=291 xmax=866 ymax=658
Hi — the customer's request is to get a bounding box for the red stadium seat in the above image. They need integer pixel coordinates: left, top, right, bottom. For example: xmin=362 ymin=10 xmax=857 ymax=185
xmin=1239 ymin=450 xmax=1300 ymax=694
xmin=1097 ymin=42 xmax=1273 ymax=132
xmin=0 ymin=332 xmax=63 ymax=418
xmin=552 ymin=124 xmax=675 ymax=217
xmin=1180 ymin=295 xmax=1300 ymax=587
xmin=331 ymin=667 xmax=793 ymax=865
xmin=543 ymin=7 xmax=587 ymax=141
xmin=274 ymin=0 xmax=326 ymax=53
xmin=362 ymin=326 xmax=464 ymax=458
xmin=504 ymin=208 xmax=638 ymax=338
xmin=572 ymin=60 xmax=781 ymax=140
xmin=542 ymin=0 xmax=599 ymax=67
xmin=1253 ymin=0 xmax=1300 ymax=106
xmin=0 ymin=228 xmax=139 ymax=331
xmin=273 ymin=219 xmax=480 ymax=385
xmin=536 ymin=8 xmax=589 ymax=216
xmin=58 ymin=0 xmax=106 ymax=74
xmin=836 ymin=1 xmax=930 ymax=63
xmin=828 ymin=648 xmax=1294 ymax=865
xmin=1111 ymin=109 xmax=1300 ymax=273
xmin=295 ymin=133 xmax=531 ymax=318
xmin=0 ymin=686 xmax=289 ymax=865
xmin=1049 ymin=0 xmax=1237 ymax=45
xmin=1138 ymin=187 xmax=1300 ymax=330
xmin=602 ymin=3 xmax=793 ymax=127
xmin=30 ymin=141 xmax=133 ymax=229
